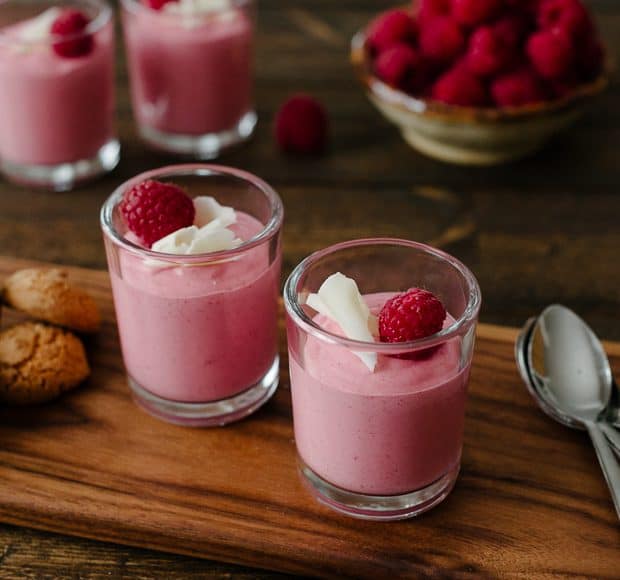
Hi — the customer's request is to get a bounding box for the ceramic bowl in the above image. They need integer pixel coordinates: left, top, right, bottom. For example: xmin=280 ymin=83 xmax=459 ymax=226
xmin=351 ymin=31 xmax=609 ymax=166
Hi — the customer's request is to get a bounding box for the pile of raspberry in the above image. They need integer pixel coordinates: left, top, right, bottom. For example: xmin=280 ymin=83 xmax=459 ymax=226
xmin=366 ymin=0 xmax=604 ymax=108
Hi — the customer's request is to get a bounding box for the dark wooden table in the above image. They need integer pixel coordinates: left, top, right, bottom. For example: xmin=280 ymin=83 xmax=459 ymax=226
xmin=1 ymin=0 xmax=619 ymax=577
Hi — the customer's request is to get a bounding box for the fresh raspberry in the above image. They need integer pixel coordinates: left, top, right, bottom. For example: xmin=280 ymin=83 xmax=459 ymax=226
xmin=527 ymin=28 xmax=575 ymax=79
xmin=143 ymin=0 xmax=178 ymax=10
xmin=537 ymin=0 xmax=593 ymax=39
xmin=451 ymin=0 xmax=502 ymax=27
xmin=493 ymin=14 xmax=530 ymax=51
xmin=432 ymin=63 xmax=488 ymax=106
xmin=120 ymin=180 xmax=195 ymax=248
xmin=491 ymin=67 xmax=547 ymax=107
xmin=50 ymin=9 xmax=93 ymax=58
xmin=417 ymin=0 xmax=451 ymax=26
xmin=419 ymin=16 xmax=465 ymax=64
xmin=465 ymin=26 xmax=515 ymax=77
xmin=366 ymin=9 xmax=417 ymax=56
xmin=274 ymin=94 xmax=329 ymax=155
xmin=379 ymin=288 xmax=447 ymax=344
xmin=374 ymin=44 xmax=427 ymax=93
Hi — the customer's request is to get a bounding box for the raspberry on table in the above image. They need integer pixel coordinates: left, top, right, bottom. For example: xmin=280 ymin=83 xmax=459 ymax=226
xmin=366 ymin=9 xmax=417 ymax=56
xmin=50 ymin=9 xmax=93 ymax=58
xmin=374 ymin=44 xmax=425 ymax=92
xmin=419 ymin=16 xmax=465 ymax=64
xmin=451 ymin=0 xmax=502 ymax=27
xmin=527 ymin=28 xmax=575 ymax=79
xmin=379 ymin=288 xmax=447 ymax=344
xmin=466 ymin=26 xmax=515 ymax=78
xmin=120 ymin=180 xmax=196 ymax=248
xmin=491 ymin=67 xmax=547 ymax=107
xmin=274 ymin=94 xmax=329 ymax=155
xmin=432 ymin=63 xmax=488 ymax=106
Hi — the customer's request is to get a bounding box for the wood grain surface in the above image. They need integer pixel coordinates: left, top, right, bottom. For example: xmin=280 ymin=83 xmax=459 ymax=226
xmin=0 ymin=256 xmax=618 ymax=579
xmin=0 ymin=0 xmax=619 ymax=577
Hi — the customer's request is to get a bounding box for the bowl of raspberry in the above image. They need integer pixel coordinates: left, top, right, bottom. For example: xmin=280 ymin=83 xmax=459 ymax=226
xmin=351 ymin=0 xmax=609 ymax=166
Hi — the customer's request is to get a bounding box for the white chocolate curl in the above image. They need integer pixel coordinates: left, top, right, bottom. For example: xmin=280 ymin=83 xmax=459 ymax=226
xmin=151 ymin=196 xmax=241 ymax=255
xmin=306 ymin=273 xmax=378 ymax=371
xmin=18 ymin=8 xmax=61 ymax=43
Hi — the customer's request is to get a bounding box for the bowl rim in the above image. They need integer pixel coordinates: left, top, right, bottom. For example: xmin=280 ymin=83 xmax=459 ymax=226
xmin=351 ymin=30 xmax=610 ymax=124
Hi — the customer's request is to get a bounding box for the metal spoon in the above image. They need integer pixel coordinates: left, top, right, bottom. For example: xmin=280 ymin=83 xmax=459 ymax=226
xmin=516 ymin=305 xmax=620 ymax=519
xmin=516 ymin=316 xmax=620 ymax=456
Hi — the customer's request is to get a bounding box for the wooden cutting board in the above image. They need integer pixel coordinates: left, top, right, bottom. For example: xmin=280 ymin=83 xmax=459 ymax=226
xmin=0 ymin=256 xmax=618 ymax=578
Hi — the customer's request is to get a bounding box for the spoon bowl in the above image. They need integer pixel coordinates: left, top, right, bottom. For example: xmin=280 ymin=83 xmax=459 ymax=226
xmin=528 ymin=305 xmax=611 ymax=426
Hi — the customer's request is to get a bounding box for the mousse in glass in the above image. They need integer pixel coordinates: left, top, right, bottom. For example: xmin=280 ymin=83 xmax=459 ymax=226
xmin=121 ymin=0 xmax=256 ymax=158
xmin=0 ymin=0 xmax=119 ymax=190
xmin=101 ymin=164 xmax=283 ymax=426
xmin=284 ymin=239 xmax=481 ymax=519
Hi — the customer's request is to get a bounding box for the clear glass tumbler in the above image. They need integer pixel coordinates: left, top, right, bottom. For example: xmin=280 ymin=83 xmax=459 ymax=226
xmin=101 ymin=164 xmax=283 ymax=427
xmin=121 ymin=0 xmax=256 ymax=158
xmin=284 ymin=239 xmax=481 ymax=520
xmin=0 ymin=0 xmax=119 ymax=190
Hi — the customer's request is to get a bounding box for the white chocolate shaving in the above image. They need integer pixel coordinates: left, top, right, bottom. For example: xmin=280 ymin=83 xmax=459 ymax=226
xmin=163 ymin=0 xmax=233 ymax=25
xmin=16 ymin=8 xmax=61 ymax=44
xmin=147 ymin=196 xmax=241 ymax=260
xmin=193 ymin=196 xmax=236 ymax=228
xmin=306 ymin=273 xmax=378 ymax=371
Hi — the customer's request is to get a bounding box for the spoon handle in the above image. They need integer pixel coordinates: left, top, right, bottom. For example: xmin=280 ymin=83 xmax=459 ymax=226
xmin=585 ymin=421 xmax=620 ymax=519
xmin=599 ymin=422 xmax=620 ymax=458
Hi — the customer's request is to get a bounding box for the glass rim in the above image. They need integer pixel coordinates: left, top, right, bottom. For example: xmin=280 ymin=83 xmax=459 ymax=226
xmin=120 ymin=0 xmax=253 ymax=17
xmin=0 ymin=0 xmax=112 ymax=47
xmin=100 ymin=163 xmax=284 ymax=264
xmin=283 ymin=238 xmax=482 ymax=353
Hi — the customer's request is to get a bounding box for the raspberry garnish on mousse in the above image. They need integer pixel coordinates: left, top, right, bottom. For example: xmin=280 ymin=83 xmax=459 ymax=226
xmin=50 ymin=9 xmax=94 ymax=58
xmin=306 ymin=273 xmax=448 ymax=369
xmin=379 ymin=287 xmax=447 ymax=359
xmin=379 ymin=288 xmax=447 ymax=344
xmin=143 ymin=0 xmax=178 ymax=9
xmin=120 ymin=180 xmax=196 ymax=248
xmin=119 ymin=179 xmax=243 ymax=254
xmin=365 ymin=0 xmax=605 ymax=108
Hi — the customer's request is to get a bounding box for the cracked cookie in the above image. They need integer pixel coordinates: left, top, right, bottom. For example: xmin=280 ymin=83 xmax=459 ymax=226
xmin=0 ymin=322 xmax=90 ymax=405
xmin=2 ymin=268 xmax=100 ymax=334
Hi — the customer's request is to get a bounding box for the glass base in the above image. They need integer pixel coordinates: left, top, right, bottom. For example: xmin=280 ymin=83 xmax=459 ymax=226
xmin=299 ymin=459 xmax=460 ymax=521
xmin=129 ymin=355 xmax=279 ymax=427
xmin=0 ymin=139 xmax=120 ymax=191
xmin=138 ymin=111 xmax=257 ymax=159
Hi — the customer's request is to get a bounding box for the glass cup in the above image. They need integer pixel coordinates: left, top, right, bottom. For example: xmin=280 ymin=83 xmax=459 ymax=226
xmin=121 ymin=0 xmax=256 ymax=158
xmin=0 ymin=0 xmax=119 ymax=190
xmin=101 ymin=164 xmax=283 ymax=427
xmin=284 ymin=239 xmax=481 ymax=520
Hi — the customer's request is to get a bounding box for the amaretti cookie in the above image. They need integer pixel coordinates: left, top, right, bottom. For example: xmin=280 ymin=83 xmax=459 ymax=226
xmin=0 ymin=322 xmax=90 ymax=405
xmin=2 ymin=268 xmax=100 ymax=333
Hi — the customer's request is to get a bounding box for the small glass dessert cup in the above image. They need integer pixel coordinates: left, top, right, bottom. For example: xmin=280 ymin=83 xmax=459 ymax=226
xmin=121 ymin=0 xmax=256 ymax=159
xmin=101 ymin=164 xmax=283 ymax=427
xmin=284 ymin=239 xmax=481 ymax=520
xmin=0 ymin=0 xmax=119 ymax=190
